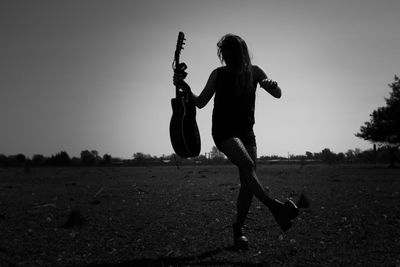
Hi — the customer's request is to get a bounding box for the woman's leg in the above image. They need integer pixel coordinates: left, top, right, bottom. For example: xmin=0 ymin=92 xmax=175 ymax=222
xmin=235 ymin=145 xmax=256 ymax=227
xmin=218 ymin=137 xmax=274 ymax=209
xmin=219 ymin=137 xmax=299 ymax=232
xmin=236 ymin=173 xmax=253 ymax=226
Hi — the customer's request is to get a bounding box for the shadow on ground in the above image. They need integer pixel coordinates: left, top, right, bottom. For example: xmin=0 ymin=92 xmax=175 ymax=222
xmin=83 ymin=246 xmax=265 ymax=266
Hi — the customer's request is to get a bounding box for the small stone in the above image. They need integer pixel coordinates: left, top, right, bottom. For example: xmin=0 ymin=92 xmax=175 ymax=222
xmin=62 ymin=209 xmax=84 ymax=228
xmin=69 ymin=231 xmax=77 ymax=238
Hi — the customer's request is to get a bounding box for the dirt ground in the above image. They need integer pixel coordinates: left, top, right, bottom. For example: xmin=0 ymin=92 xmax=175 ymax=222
xmin=0 ymin=164 xmax=400 ymax=266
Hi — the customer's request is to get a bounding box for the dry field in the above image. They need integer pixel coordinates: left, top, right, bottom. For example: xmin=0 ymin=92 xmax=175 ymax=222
xmin=1 ymin=164 xmax=400 ymax=266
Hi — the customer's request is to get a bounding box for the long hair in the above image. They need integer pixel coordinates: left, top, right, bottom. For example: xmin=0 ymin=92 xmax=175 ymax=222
xmin=217 ymin=34 xmax=253 ymax=93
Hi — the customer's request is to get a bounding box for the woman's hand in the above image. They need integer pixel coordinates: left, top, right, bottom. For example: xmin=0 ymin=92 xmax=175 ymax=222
xmin=263 ymin=79 xmax=278 ymax=89
xmin=173 ymin=72 xmax=192 ymax=95
xmin=173 ymin=72 xmax=191 ymax=93
xmin=173 ymin=72 xmax=186 ymax=86
xmin=260 ymin=78 xmax=281 ymax=98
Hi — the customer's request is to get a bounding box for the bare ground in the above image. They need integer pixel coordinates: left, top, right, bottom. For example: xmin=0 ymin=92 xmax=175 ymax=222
xmin=1 ymin=164 xmax=400 ymax=266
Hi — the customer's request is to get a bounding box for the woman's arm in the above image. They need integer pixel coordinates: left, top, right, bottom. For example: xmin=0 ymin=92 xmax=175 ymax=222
xmin=260 ymin=79 xmax=281 ymax=98
xmin=192 ymin=69 xmax=217 ymax=108
xmin=255 ymin=65 xmax=282 ymax=99
xmin=173 ymin=69 xmax=217 ymax=109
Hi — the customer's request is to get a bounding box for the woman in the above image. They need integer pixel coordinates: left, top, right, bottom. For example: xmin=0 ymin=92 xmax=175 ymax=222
xmin=174 ymin=34 xmax=299 ymax=250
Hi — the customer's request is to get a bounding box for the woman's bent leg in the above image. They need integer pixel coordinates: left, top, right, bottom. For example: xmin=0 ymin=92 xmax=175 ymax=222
xmin=219 ymin=137 xmax=299 ymax=232
xmin=218 ymin=137 xmax=274 ymax=209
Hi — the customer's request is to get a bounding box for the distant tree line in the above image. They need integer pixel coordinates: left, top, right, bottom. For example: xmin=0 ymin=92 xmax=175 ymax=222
xmin=3 ymin=77 xmax=398 ymax=168
xmin=0 ymin=150 xmax=112 ymax=168
xmin=259 ymin=147 xmax=399 ymax=165
xmin=0 ymin=146 xmax=398 ymax=168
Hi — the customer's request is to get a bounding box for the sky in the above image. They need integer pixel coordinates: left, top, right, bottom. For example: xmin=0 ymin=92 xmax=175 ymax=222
xmin=1 ymin=0 xmax=399 ymax=159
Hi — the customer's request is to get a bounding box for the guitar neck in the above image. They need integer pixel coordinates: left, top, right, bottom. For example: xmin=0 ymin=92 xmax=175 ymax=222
xmin=173 ymin=31 xmax=186 ymax=98
xmin=174 ymin=59 xmax=180 ymax=97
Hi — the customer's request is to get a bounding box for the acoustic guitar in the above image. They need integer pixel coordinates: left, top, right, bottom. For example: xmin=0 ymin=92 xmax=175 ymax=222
xmin=169 ymin=32 xmax=201 ymax=158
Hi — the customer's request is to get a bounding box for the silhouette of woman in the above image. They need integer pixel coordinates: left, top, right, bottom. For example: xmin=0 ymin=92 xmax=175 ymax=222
xmin=174 ymin=34 xmax=299 ymax=250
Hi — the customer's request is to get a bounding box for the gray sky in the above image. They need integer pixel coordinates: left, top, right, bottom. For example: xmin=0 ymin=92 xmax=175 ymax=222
xmin=1 ymin=0 xmax=399 ymax=158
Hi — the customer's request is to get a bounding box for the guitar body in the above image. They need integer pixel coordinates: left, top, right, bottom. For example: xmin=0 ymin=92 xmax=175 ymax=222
xmin=170 ymin=96 xmax=201 ymax=157
xmin=169 ymin=31 xmax=201 ymax=158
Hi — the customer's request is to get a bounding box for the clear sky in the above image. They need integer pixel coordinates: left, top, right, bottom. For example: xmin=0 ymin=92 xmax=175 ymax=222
xmin=1 ymin=0 xmax=399 ymax=159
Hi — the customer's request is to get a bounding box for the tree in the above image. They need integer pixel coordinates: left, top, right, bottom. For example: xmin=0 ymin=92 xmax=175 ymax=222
xmin=210 ymin=146 xmax=225 ymax=160
xmin=56 ymin=151 xmax=71 ymax=166
xmin=91 ymin=150 xmax=101 ymax=162
xmin=15 ymin=154 xmax=26 ymax=165
xmin=132 ymin=152 xmax=152 ymax=165
xmin=356 ymin=76 xmax=400 ymax=167
xmin=47 ymin=151 xmax=71 ymax=166
xmin=81 ymin=150 xmax=96 ymax=166
xmin=32 ymin=154 xmax=45 ymax=166
xmin=103 ymin=154 xmax=112 ymax=165
xmin=305 ymin=151 xmax=313 ymax=159
xmin=320 ymin=148 xmax=336 ymax=163
xmin=0 ymin=154 xmax=8 ymax=167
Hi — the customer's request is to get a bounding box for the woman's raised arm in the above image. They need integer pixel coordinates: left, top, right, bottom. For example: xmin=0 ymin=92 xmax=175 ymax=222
xmin=255 ymin=65 xmax=282 ymax=99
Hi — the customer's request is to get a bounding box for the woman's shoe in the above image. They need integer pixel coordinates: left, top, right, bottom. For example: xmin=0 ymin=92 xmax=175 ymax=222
xmin=271 ymin=199 xmax=299 ymax=232
xmin=233 ymin=223 xmax=249 ymax=250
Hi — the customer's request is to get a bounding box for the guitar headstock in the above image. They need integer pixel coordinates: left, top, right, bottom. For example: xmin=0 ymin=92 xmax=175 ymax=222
xmin=174 ymin=32 xmax=186 ymax=67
